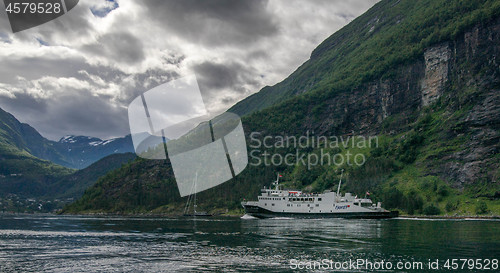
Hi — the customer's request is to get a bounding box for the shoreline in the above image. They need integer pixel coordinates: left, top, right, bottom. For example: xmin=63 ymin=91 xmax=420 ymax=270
xmin=397 ymin=215 xmax=500 ymax=220
xmin=3 ymin=211 xmax=499 ymax=219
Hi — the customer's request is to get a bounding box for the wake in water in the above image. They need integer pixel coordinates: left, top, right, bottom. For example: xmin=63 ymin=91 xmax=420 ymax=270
xmin=241 ymin=214 xmax=294 ymax=220
xmin=240 ymin=214 xmax=258 ymax=219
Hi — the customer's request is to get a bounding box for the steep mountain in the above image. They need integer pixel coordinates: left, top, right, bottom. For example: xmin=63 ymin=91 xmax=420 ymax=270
xmin=0 ymin=108 xmax=73 ymax=199
xmin=65 ymin=0 xmax=500 ymax=216
xmin=0 ymin=107 xmax=69 ymax=167
xmin=230 ymin=0 xmax=500 ymax=117
xmin=0 ymin=107 xmax=134 ymax=169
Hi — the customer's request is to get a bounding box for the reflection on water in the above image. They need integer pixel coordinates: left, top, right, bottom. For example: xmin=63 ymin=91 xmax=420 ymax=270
xmin=0 ymin=214 xmax=498 ymax=272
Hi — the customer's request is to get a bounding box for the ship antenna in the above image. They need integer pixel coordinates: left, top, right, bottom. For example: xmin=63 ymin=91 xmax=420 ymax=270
xmin=273 ymin=173 xmax=280 ymax=190
xmin=336 ymin=169 xmax=344 ymax=197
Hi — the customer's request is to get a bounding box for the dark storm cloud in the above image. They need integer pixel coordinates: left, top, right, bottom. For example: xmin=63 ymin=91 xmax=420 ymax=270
xmin=0 ymin=56 xmax=90 ymax=84
xmin=0 ymin=92 xmax=48 ymax=114
xmin=117 ymin=69 xmax=181 ymax=105
xmin=142 ymin=0 xmax=279 ymax=46
xmin=246 ymin=50 xmax=270 ymax=61
xmin=82 ymin=32 xmax=145 ymax=65
xmin=0 ymin=88 xmax=129 ymax=140
xmin=0 ymin=63 xmax=181 ymax=140
xmin=193 ymin=61 xmax=259 ymax=95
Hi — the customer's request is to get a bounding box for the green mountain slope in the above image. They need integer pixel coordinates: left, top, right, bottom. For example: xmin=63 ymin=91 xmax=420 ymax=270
xmin=0 ymin=143 xmax=73 ymax=198
xmin=65 ymin=0 xmax=500 ymax=216
xmin=0 ymin=109 xmax=73 ymax=198
xmin=0 ymin=107 xmax=70 ymax=167
xmin=48 ymin=153 xmax=137 ymax=200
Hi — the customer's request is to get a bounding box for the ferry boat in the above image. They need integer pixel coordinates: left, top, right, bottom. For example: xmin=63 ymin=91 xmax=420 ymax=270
xmin=241 ymin=172 xmax=398 ymax=219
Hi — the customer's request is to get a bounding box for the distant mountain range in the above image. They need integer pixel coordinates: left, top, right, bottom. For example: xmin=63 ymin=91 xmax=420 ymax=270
xmin=0 ymin=107 xmax=136 ymax=211
xmin=56 ymin=135 xmax=134 ymax=169
xmin=0 ymin=107 xmax=134 ymax=169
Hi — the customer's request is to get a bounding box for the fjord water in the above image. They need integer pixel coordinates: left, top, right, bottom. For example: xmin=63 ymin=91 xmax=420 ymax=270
xmin=0 ymin=215 xmax=498 ymax=272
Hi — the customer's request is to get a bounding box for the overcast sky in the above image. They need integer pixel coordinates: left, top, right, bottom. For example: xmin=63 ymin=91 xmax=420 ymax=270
xmin=0 ymin=0 xmax=378 ymax=140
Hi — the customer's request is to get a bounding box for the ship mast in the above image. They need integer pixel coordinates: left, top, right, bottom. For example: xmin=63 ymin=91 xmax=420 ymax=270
xmin=193 ymin=172 xmax=197 ymax=214
xmin=336 ymin=169 xmax=344 ymax=200
xmin=272 ymin=173 xmax=280 ymax=190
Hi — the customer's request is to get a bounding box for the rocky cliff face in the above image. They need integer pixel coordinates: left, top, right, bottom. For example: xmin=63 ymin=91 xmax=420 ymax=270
xmin=421 ymin=43 xmax=451 ymax=106
xmin=442 ymin=19 xmax=500 ymax=190
xmin=305 ymin=18 xmax=500 ymax=189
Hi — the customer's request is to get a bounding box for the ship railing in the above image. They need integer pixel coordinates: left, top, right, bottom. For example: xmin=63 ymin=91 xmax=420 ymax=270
xmin=287 ymin=193 xmax=320 ymax=197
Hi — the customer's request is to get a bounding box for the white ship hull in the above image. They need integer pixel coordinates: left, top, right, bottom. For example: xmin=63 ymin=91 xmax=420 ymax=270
xmin=242 ymin=202 xmax=398 ymax=219
xmin=241 ymin=174 xmax=398 ymax=219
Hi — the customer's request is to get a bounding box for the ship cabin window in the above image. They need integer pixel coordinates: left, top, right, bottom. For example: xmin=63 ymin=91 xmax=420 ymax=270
xmin=361 ymin=202 xmax=371 ymax=208
xmin=265 ymin=203 xmax=267 ymax=206
xmin=318 ymin=198 xmax=322 ymax=201
xmin=307 ymin=204 xmax=310 ymax=207
xmin=354 ymin=203 xmax=359 ymax=206
xmin=315 ymin=204 xmax=319 ymax=207
xmin=309 ymin=198 xmax=313 ymax=202
xmin=272 ymin=203 xmax=275 ymax=206
xmin=300 ymin=198 xmax=304 ymax=201
xmin=283 ymin=197 xmax=285 ymax=200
